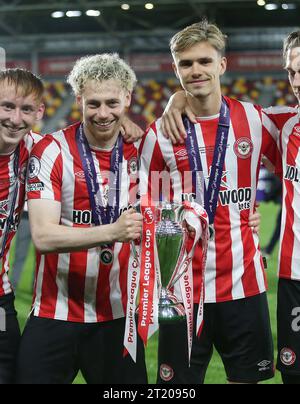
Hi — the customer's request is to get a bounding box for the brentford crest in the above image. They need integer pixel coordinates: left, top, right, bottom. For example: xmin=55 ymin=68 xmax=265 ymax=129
xmin=233 ymin=138 xmax=253 ymax=159
xmin=280 ymin=348 xmax=296 ymax=367
xmin=160 ymin=364 xmax=174 ymax=382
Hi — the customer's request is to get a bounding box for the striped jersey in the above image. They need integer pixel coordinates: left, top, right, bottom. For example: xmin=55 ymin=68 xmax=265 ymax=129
xmin=26 ymin=122 xmax=139 ymax=323
xmin=263 ymin=105 xmax=300 ymax=281
xmin=140 ymin=97 xmax=280 ymax=303
xmin=0 ymin=131 xmax=41 ymax=296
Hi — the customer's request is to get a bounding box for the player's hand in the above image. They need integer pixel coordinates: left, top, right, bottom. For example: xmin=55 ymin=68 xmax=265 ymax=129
xmin=114 ymin=209 xmax=143 ymax=242
xmin=186 ymin=222 xmax=196 ymax=238
xmin=161 ymin=91 xmax=197 ymax=145
xmin=249 ymin=205 xmax=261 ymax=234
xmin=121 ymin=116 xmax=144 ymax=143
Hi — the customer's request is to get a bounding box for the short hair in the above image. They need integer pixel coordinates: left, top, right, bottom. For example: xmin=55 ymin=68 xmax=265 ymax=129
xmin=0 ymin=68 xmax=44 ymax=101
xmin=283 ymin=31 xmax=300 ymax=64
xmin=67 ymin=53 xmax=137 ymax=96
xmin=170 ymin=20 xmax=227 ymax=57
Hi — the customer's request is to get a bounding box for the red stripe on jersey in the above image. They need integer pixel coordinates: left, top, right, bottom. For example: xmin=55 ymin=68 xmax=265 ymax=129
xmin=67 ymin=251 xmax=87 ymax=322
xmin=38 ymin=254 xmax=59 ymax=318
xmin=230 ymin=101 xmax=260 ymax=297
xmin=96 ymin=260 xmax=113 ymax=321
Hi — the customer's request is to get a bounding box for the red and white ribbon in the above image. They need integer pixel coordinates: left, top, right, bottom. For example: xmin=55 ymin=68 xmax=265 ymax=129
xmin=179 ymin=201 xmax=209 ymax=363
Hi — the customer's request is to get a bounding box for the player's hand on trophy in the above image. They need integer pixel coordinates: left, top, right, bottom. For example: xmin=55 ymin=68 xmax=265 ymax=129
xmin=121 ymin=116 xmax=144 ymax=143
xmin=114 ymin=209 xmax=143 ymax=242
xmin=161 ymin=90 xmax=197 ymax=144
xmin=185 ymin=222 xmax=196 ymax=239
xmin=249 ymin=206 xmax=261 ymax=234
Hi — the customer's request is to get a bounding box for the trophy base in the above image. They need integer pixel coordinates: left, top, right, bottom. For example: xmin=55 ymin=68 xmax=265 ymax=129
xmin=158 ymin=294 xmax=186 ymax=323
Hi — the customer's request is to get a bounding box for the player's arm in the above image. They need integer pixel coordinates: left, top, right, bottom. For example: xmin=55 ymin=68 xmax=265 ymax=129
xmin=121 ymin=115 xmax=144 ymax=143
xmin=161 ymin=91 xmax=197 ymax=144
xmin=249 ymin=206 xmax=261 ymax=235
xmin=28 ymin=200 xmax=142 ymax=254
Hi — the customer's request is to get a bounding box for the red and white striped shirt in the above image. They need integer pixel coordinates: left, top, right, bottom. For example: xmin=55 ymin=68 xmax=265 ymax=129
xmin=263 ymin=105 xmax=300 ymax=281
xmin=0 ymin=131 xmax=41 ymax=296
xmin=140 ymin=97 xmax=280 ymax=303
xmin=27 ymin=122 xmax=139 ymax=323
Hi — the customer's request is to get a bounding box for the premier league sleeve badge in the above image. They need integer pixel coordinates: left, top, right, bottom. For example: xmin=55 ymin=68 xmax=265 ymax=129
xmin=100 ymin=247 xmax=114 ymax=265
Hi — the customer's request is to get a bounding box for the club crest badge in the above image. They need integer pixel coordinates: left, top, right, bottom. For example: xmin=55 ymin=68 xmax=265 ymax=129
xmin=234 ymin=138 xmax=253 ymax=159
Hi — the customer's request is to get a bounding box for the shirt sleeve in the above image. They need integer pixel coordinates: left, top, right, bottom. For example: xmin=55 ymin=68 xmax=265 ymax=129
xmin=261 ymin=110 xmax=283 ymax=177
xmin=26 ymin=135 xmax=63 ymax=202
xmin=139 ymin=123 xmax=166 ymax=202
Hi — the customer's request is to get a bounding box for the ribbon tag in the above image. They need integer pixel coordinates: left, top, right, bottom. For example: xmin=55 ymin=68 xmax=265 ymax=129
xmin=179 ymin=201 xmax=209 ymax=363
xmin=137 ymin=198 xmax=156 ymax=346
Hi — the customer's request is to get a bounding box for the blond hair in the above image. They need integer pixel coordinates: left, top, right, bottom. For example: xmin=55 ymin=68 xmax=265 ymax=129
xmin=0 ymin=68 xmax=44 ymax=101
xmin=283 ymin=31 xmax=300 ymax=64
xmin=67 ymin=53 xmax=137 ymax=95
xmin=170 ymin=20 xmax=227 ymax=57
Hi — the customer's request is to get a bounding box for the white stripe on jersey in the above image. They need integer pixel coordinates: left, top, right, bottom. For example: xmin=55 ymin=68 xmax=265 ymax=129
xmin=33 ymin=254 xmax=45 ymax=316
xmin=54 ymin=253 xmax=71 ymax=321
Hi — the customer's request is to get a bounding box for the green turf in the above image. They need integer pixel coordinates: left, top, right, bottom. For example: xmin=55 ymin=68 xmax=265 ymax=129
xmin=10 ymin=201 xmax=282 ymax=384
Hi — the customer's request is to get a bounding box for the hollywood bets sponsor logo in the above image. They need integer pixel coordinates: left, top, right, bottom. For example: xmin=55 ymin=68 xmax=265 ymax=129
xmin=72 ymin=205 xmax=133 ymax=225
xmin=285 ymin=165 xmax=300 ymax=183
xmin=160 ymin=364 xmax=174 ymax=382
xmin=233 ymin=137 xmax=253 ymax=159
xmin=280 ymin=348 xmax=296 ymax=367
xmin=182 ymin=188 xmax=252 ymax=212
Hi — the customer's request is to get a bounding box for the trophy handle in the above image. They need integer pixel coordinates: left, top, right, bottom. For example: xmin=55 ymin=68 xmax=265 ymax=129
xmin=167 ymin=230 xmax=189 ymax=289
xmin=131 ymin=241 xmax=139 ymax=259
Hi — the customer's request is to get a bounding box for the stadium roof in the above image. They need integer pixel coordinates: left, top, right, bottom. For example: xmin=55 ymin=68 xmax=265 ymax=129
xmin=0 ymin=0 xmax=299 ymax=38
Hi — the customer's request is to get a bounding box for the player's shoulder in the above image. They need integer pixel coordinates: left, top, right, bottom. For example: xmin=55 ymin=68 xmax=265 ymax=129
xmin=225 ymin=96 xmax=262 ymax=113
xmin=263 ymin=105 xmax=298 ymax=116
xmin=50 ymin=122 xmax=80 ymax=143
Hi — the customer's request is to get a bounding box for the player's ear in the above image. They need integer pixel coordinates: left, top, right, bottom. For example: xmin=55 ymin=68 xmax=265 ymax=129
xmin=76 ymin=95 xmax=82 ymax=107
xmin=36 ymin=103 xmax=45 ymax=121
xmin=220 ymin=57 xmax=227 ymax=76
xmin=172 ymin=62 xmax=180 ymax=80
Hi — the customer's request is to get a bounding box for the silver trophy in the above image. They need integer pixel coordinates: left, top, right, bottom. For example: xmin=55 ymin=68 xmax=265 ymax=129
xmin=133 ymin=201 xmax=190 ymax=323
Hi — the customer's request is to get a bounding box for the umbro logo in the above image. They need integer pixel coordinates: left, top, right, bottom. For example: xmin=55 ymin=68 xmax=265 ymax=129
xmin=175 ymin=148 xmax=188 ymax=161
xmin=257 ymin=360 xmax=271 ymax=371
xmin=175 ymin=149 xmax=188 ymax=158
